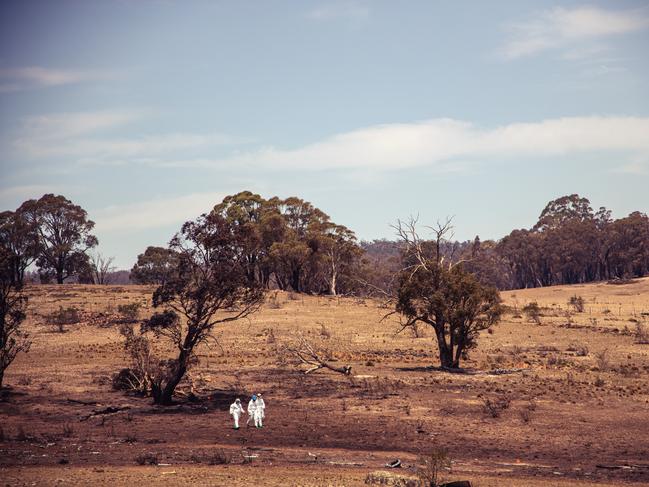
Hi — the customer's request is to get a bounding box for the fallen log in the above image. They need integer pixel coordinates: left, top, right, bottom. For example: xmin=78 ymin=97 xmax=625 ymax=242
xmin=80 ymin=405 xmax=130 ymax=421
xmin=67 ymin=398 xmax=99 ymax=406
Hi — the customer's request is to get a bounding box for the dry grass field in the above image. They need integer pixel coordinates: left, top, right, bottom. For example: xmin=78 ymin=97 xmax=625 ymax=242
xmin=1 ymin=279 xmax=649 ymax=486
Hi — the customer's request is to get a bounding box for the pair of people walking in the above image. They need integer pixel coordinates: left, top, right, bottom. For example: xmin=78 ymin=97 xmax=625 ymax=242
xmin=229 ymin=393 xmax=265 ymax=430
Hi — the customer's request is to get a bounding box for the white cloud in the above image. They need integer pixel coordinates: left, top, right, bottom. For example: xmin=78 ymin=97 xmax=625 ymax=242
xmin=501 ymin=6 xmax=649 ymax=59
xmin=17 ymin=110 xmax=144 ymax=141
xmin=0 ymin=66 xmax=118 ymax=92
xmin=189 ymin=116 xmax=649 ymax=172
xmin=0 ymin=185 xmax=63 ymax=210
xmin=93 ymin=192 xmax=227 ymax=232
xmin=12 ymin=110 xmax=247 ymax=162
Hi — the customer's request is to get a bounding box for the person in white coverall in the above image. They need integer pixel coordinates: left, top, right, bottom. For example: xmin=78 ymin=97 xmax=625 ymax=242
xmin=257 ymin=393 xmax=266 ymax=422
xmin=247 ymin=394 xmax=264 ymax=428
xmin=229 ymin=398 xmax=244 ymax=429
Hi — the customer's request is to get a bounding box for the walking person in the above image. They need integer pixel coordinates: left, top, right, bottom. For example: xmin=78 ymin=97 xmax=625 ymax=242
xmin=229 ymin=398 xmax=244 ymax=430
xmin=257 ymin=393 xmax=266 ymax=426
xmin=246 ymin=394 xmax=264 ymax=428
xmin=246 ymin=394 xmax=257 ymax=427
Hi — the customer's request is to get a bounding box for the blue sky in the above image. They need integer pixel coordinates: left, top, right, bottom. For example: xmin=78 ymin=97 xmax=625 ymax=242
xmin=1 ymin=0 xmax=648 ymax=268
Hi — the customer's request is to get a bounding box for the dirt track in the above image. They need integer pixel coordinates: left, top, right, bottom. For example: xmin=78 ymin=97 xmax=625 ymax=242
xmin=2 ymin=281 xmax=649 ymax=485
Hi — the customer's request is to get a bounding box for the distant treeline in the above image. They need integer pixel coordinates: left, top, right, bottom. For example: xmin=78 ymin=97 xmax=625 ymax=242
xmin=2 ymin=192 xmax=648 ymax=291
xmin=361 ymin=194 xmax=649 ymax=291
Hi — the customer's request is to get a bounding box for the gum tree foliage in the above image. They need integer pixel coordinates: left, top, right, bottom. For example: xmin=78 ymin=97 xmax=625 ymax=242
xmin=393 ymin=219 xmax=502 ymax=369
xmin=0 ymin=210 xmax=41 ymax=287
xmin=18 ymin=194 xmax=98 ymax=284
xmin=497 ymin=194 xmax=649 ymax=287
xmin=139 ymin=212 xmax=265 ymax=405
xmin=130 ymin=246 xmax=179 ymax=285
xmin=132 ymin=191 xmax=364 ymax=295
xmin=211 ymin=191 xmax=363 ymax=294
xmin=0 ymin=239 xmax=31 ymax=390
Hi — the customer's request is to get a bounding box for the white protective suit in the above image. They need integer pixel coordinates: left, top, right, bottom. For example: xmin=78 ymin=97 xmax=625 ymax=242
xmin=229 ymin=399 xmax=244 ymax=429
xmin=247 ymin=397 xmax=263 ymax=428
xmin=257 ymin=395 xmax=266 ymax=420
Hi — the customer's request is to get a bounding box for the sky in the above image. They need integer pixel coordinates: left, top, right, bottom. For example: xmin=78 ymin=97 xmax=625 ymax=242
xmin=1 ymin=0 xmax=648 ymax=269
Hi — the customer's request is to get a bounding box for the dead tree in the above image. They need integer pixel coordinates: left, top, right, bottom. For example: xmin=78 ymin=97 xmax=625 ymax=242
xmin=282 ymin=334 xmax=352 ymax=375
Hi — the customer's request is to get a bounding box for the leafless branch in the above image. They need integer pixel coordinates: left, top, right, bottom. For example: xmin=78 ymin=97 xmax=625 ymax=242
xmin=282 ymin=334 xmax=352 ymax=375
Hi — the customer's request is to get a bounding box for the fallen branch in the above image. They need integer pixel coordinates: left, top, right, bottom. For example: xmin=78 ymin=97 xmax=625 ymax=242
xmin=80 ymin=405 xmax=130 ymax=421
xmin=67 ymin=398 xmax=99 ymax=406
xmin=283 ymin=335 xmax=352 ymax=375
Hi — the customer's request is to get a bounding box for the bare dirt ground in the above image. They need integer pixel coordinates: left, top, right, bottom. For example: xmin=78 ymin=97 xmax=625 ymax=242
xmin=2 ymin=279 xmax=649 ymax=486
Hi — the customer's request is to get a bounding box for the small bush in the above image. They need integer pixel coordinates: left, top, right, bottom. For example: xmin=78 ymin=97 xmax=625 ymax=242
xmin=481 ymin=395 xmax=511 ymax=418
xmin=266 ymin=293 xmax=282 ymax=309
xmin=635 ymin=322 xmax=649 ymax=344
xmin=208 ymin=449 xmax=231 ymax=465
xmin=519 ymin=408 xmax=532 ymax=423
xmin=417 ymin=447 xmax=451 ymax=487
xmin=546 ymin=353 xmax=568 ymax=367
xmin=567 ymin=343 xmax=589 ymax=356
xmin=135 ymin=453 xmax=158 ymax=465
xmin=15 ymin=426 xmax=28 ymax=441
xmin=124 ymin=433 xmax=137 ymax=443
xmin=62 ymin=423 xmax=74 ymax=438
xmin=112 ymin=367 xmax=146 ymax=393
xmin=117 ymin=303 xmax=141 ymax=322
xmin=265 ymin=328 xmax=276 ymax=344
xmin=568 ymin=295 xmax=585 ymax=313
xmin=522 ymin=302 xmax=541 ymax=324
xmin=319 ymin=323 xmax=331 ymax=339
xmin=595 ymin=349 xmax=610 ymax=371
xmin=48 ymin=306 xmax=81 ymax=332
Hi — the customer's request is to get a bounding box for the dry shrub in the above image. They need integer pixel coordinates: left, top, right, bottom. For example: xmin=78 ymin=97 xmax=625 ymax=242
xmin=117 ymin=302 xmax=141 ymax=322
xmin=595 ymin=349 xmax=610 ymax=371
xmin=114 ymin=324 xmax=157 ymax=395
xmin=546 ymin=353 xmax=569 ymax=367
xmin=62 ymin=423 xmax=74 ymax=438
xmin=15 ymin=426 xmax=28 ymax=441
xmin=135 ymin=453 xmax=158 ymax=465
xmin=519 ymin=408 xmax=532 ymax=423
xmin=319 ymin=323 xmax=332 ymax=339
xmin=567 ymin=343 xmax=589 ymax=356
xmin=635 ymin=322 xmax=649 ymax=344
xmin=265 ymin=327 xmax=276 ymax=344
xmin=568 ymin=295 xmax=585 ymax=313
xmin=266 ymin=293 xmax=282 ymax=309
xmin=365 ymin=471 xmax=417 ymax=487
xmin=48 ymin=306 xmax=81 ymax=332
xmin=208 ymin=449 xmax=231 ymax=465
xmin=522 ymin=302 xmax=541 ymax=324
xmin=417 ymin=447 xmax=451 ymax=487
xmin=481 ymin=394 xmax=511 ymax=418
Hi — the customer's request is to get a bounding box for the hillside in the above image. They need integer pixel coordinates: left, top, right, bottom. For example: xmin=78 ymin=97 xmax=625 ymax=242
xmin=1 ymin=279 xmax=648 ymax=486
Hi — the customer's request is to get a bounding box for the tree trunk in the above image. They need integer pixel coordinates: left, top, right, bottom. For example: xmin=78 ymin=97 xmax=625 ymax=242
xmin=435 ymin=327 xmax=454 ymax=368
xmin=329 ymin=270 xmax=337 ymax=296
xmin=152 ymin=352 xmax=189 ymax=405
xmin=0 ymin=368 xmax=4 ymax=390
xmin=291 ymin=268 xmax=301 ymax=292
xmin=56 ymin=268 xmax=64 ymax=284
